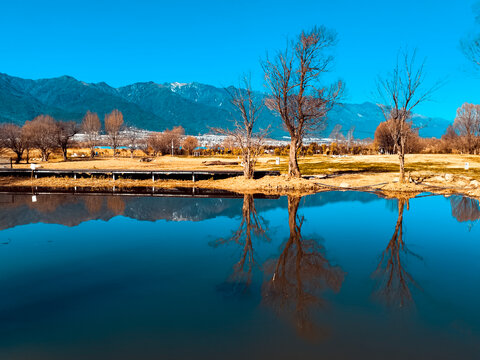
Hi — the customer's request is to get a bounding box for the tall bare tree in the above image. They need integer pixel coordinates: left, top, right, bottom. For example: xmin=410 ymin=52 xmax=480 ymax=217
xmin=453 ymin=103 xmax=480 ymax=154
xmin=81 ymin=111 xmax=101 ymax=158
xmin=105 ymin=109 xmax=124 ymax=158
xmin=55 ymin=121 xmax=78 ymax=161
xmin=213 ymin=76 xmax=269 ymax=179
xmin=23 ymin=115 xmax=58 ymax=161
xmin=377 ymin=50 xmax=439 ymax=183
xmin=263 ymin=26 xmax=343 ymax=177
xmin=0 ymin=123 xmax=25 ymax=163
xmin=21 ymin=124 xmax=34 ymax=164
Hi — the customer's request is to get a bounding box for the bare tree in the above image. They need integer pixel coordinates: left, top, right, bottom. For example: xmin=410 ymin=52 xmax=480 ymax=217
xmin=440 ymin=125 xmax=460 ymax=153
xmin=147 ymin=132 xmax=163 ymax=156
xmin=137 ymin=136 xmax=149 ymax=156
xmin=346 ymin=126 xmax=355 ymax=150
xmin=222 ymin=136 xmax=237 ymax=151
xmin=81 ymin=111 xmax=101 ymax=158
xmin=377 ymin=50 xmax=439 ymax=183
xmin=182 ymin=136 xmax=199 ymax=155
xmin=329 ymin=124 xmax=343 ymax=142
xmin=23 ymin=115 xmax=58 ymax=161
xmin=263 ymin=26 xmax=343 ymax=177
xmin=0 ymin=123 xmax=25 ymax=163
xmin=453 ymin=103 xmax=480 ymax=154
xmin=105 ymin=109 xmax=124 ymax=158
xmin=167 ymin=126 xmax=185 ymax=155
xmin=21 ymin=125 xmax=34 ymax=163
xmin=125 ymin=127 xmax=141 ymax=158
xmin=213 ymin=76 xmax=269 ymax=179
xmin=55 ymin=121 xmax=78 ymax=161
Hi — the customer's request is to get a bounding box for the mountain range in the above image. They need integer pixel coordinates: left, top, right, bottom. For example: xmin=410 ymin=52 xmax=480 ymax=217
xmin=0 ymin=72 xmax=452 ymax=139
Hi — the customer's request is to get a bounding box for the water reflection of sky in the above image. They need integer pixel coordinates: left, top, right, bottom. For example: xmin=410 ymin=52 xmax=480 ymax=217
xmin=0 ymin=192 xmax=479 ymax=359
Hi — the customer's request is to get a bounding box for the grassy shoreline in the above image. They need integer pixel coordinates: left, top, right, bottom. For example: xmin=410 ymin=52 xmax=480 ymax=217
xmin=2 ymin=153 xmax=480 ymax=198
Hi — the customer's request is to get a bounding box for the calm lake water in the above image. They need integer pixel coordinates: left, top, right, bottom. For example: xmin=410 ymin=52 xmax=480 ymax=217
xmin=0 ymin=191 xmax=479 ymax=359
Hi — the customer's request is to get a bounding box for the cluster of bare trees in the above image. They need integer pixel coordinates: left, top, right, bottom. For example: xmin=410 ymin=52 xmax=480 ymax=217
xmin=374 ymin=100 xmax=480 ymax=155
xmin=82 ymin=112 xmax=197 ymax=158
xmin=0 ymin=109 xmax=131 ymax=163
xmin=0 ymin=115 xmax=78 ymax=163
xmin=0 ymin=108 xmax=201 ymax=162
xmin=81 ymin=109 xmax=126 ymax=158
xmin=2 ymin=20 xmax=479 ymax=181
xmin=217 ymin=26 xmax=345 ymax=179
xmin=146 ymin=126 xmax=187 ymax=156
xmin=374 ymin=120 xmax=422 ymax=155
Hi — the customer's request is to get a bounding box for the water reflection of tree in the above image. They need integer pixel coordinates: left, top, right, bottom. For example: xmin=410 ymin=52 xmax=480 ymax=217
xmin=210 ymin=194 xmax=268 ymax=294
xmin=262 ymin=196 xmax=345 ymax=341
xmin=28 ymin=194 xmax=77 ymax=213
xmin=84 ymin=196 xmax=104 ymax=215
xmin=372 ymin=198 xmax=421 ymax=309
xmin=450 ymin=196 xmax=480 ymax=228
xmin=107 ymin=196 xmax=125 ymax=216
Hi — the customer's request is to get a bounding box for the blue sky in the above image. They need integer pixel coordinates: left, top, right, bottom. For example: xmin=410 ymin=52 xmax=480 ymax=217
xmin=0 ymin=0 xmax=479 ymax=121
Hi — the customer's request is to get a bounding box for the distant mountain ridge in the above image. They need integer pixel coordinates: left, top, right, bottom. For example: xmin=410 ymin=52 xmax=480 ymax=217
xmin=0 ymin=72 xmax=452 ymax=139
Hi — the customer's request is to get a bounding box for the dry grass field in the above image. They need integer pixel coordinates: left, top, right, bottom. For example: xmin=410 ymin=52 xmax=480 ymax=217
xmin=3 ymin=148 xmax=480 ymax=197
xmin=10 ymin=149 xmax=480 ymax=178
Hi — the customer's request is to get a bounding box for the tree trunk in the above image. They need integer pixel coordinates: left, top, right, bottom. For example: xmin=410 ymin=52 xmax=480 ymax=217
xmin=288 ymin=138 xmax=301 ymax=178
xmin=62 ymin=147 xmax=68 ymax=161
xmin=398 ymin=145 xmax=405 ymax=183
xmin=243 ymin=149 xmax=254 ymax=179
xmin=14 ymin=151 xmax=22 ymax=164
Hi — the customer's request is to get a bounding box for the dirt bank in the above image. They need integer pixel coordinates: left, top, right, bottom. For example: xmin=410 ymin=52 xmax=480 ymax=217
xmin=0 ymin=170 xmax=478 ymax=199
